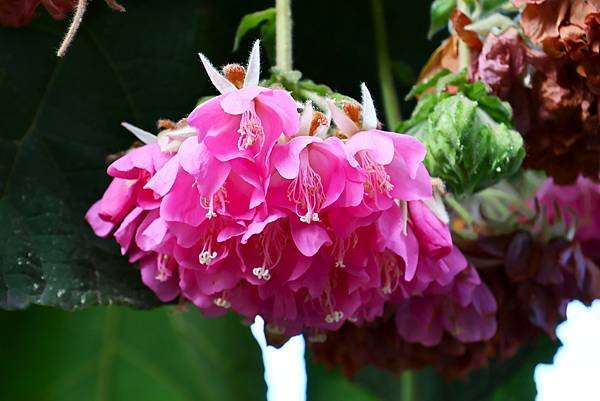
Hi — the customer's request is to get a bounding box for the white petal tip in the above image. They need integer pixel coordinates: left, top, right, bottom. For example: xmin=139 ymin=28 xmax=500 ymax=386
xmin=121 ymin=122 xmax=157 ymax=144
xmin=360 ymin=83 xmax=378 ymax=130
xmin=244 ymin=41 xmax=261 ymax=88
xmin=198 ymin=51 xmax=237 ymax=94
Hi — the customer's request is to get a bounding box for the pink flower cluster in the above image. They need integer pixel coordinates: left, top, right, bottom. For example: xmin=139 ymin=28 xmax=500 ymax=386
xmin=87 ymin=43 xmax=497 ymax=342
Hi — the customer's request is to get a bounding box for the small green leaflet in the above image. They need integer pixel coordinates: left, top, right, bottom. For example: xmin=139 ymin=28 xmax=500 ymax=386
xmin=428 ymin=0 xmax=456 ymax=38
xmin=233 ymin=8 xmax=276 ymax=51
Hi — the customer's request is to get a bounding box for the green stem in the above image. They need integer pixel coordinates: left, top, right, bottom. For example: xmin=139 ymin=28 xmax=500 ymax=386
xmin=456 ymin=0 xmax=470 ymax=71
xmin=275 ymin=0 xmax=293 ymax=72
xmin=371 ymin=0 xmax=401 ymax=129
xmin=401 ymin=371 xmax=416 ymax=401
xmin=445 ymin=194 xmax=474 ymax=225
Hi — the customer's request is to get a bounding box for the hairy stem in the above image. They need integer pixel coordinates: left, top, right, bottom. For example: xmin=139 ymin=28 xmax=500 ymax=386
xmin=275 ymin=0 xmax=293 ymax=72
xmin=371 ymin=0 xmax=401 ymax=129
xmin=57 ymin=0 xmax=88 ymax=57
xmin=56 ymin=0 xmax=126 ymax=57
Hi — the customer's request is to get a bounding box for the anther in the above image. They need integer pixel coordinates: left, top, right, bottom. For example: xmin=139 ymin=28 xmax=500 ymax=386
xmin=265 ymin=324 xmax=285 ymax=335
xmin=199 ymin=250 xmax=218 ymax=265
xmin=307 ymin=333 xmax=327 ymax=343
xmin=155 ymin=254 xmax=172 ymax=282
xmin=252 ymin=266 xmax=272 ymax=281
xmin=343 ymin=102 xmax=362 ymax=125
xmin=309 ymin=111 xmax=328 ymax=135
xmin=324 ymin=311 xmax=344 ymax=324
xmin=222 ymin=63 xmax=246 ymax=89
xmin=213 ymin=297 xmax=231 ymax=309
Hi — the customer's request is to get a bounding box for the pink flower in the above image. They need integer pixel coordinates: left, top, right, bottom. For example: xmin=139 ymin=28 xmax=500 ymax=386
xmin=408 ymin=200 xmax=453 ymax=259
xmin=85 ymin=126 xmax=183 ymax=302
xmin=85 ymin=142 xmax=171 ymax=236
xmin=536 ymin=175 xmax=600 ymax=260
xmin=330 ymin=84 xmax=432 ymax=216
xmin=394 ymin=251 xmax=497 ymax=346
xmin=188 ymin=41 xmax=299 ymax=162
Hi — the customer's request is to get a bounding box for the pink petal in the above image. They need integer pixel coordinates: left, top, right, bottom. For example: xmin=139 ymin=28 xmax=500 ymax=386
xmin=220 ymin=86 xmax=266 ymax=115
xmin=289 ymin=218 xmax=332 ymax=257
xmin=145 ymin=155 xmax=181 ymax=197
xmin=85 ymin=201 xmax=115 ymax=237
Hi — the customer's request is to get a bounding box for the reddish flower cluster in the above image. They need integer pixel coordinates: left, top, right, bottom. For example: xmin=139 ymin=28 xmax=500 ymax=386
xmin=0 ymin=0 xmax=74 ymax=27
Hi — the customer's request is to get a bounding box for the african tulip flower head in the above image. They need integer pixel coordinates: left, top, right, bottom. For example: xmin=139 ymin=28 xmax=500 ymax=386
xmin=187 ymin=41 xmax=299 ymax=163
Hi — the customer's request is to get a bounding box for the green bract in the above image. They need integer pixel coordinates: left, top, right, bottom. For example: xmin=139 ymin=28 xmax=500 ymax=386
xmin=399 ymin=75 xmax=524 ymax=195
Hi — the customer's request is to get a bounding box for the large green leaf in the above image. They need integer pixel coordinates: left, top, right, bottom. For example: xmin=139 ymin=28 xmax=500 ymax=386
xmin=0 ymin=0 xmax=269 ymax=310
xmin=0 ymin=306 xmax=266 ymax=401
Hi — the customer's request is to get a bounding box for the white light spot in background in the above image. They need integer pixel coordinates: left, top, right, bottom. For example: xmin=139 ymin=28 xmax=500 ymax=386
xmin=251 ymin=317 xmax=307 ymax=401
xmin=535 ymin=300 xmax=600 ymax=401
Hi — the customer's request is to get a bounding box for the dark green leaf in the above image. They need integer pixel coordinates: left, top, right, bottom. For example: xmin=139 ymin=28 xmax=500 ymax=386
xmin=233 ymin=8 xmax=276 ymax=51
xmin=428 ymin=0 xmax=456 ymax=38
xmin=0 ymin=306 xmax=266 ymax=401
xmin=0 ymin=0 xmax=274 ymax=310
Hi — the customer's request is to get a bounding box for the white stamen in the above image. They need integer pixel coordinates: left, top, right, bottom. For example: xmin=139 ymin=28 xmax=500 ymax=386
xmin=335 ymin=260 xmax=346 ymax=268
xmin=205 ymin=196 xmax=217 ymax=219
xmin=155 ymin=254 xmax=171 ymax=282
xmin=324 ymin=311 xmax=344 ymax=324
xmin=400 ymin=200 xmax=408 ymax=236
xmin=252 ymin=266 xmax=272 ymax=281
xmin=199 ymin=250 xmax=218 ymax=265
xmin=299 ymin=211 xmax=320 ymax=224
xmin=265 ymin=323 xmax=285 ymax=335
xmin=307 ymin=333 xmax=327 ymax=343
xmin=213 ymin=297 xmax=231 ymax=309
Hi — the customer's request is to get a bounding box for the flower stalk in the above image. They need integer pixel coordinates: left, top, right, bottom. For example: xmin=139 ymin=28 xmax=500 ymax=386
xmin=402 ymin=371 xmax=416 ymax=401
xmin=371 ymin=0 xmax=401 ymax=129
xmin=275 ymin=0 xmax=293 ymax=72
